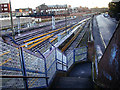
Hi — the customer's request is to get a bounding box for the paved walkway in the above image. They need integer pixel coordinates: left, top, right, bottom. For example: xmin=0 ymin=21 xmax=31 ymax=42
xmin=53 ymin=62 xmax=93 ymax=88
xmin=93 ymin=15 xmax=117 ymax=53
xmin=92 ymin=16 xmax=106 ymax=53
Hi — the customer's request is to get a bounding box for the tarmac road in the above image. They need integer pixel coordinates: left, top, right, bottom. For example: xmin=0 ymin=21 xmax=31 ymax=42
xmin=96 ymin=14 xmax=117 ymax=48
xmin=93 ymin=14 xmax=117 ymax=53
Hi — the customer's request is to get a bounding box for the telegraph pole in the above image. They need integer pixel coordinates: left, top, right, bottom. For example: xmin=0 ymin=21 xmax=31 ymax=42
xmin=9 ymin=0 xmax=15 ymax=40
xmin=65 ymin=4 xmax=67 ymax=31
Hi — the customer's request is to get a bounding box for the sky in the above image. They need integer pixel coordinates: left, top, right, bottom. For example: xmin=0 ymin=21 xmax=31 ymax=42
xmin=10 ymin=0 xmax=112 ymax=10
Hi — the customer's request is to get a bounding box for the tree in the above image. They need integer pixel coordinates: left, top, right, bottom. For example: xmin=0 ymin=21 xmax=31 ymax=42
xmin=109 ymin=1 xmax=120 ymax=20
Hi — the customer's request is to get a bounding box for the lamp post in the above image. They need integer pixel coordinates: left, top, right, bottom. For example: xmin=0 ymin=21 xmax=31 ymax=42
xmin=9 ymin=0 xmax=15 ymax=40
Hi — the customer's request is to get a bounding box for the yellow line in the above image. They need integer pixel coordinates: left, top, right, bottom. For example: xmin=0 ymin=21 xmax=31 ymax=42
xmin=28 ymin=78 xmax=38 ymax=88
xmin=99 ymin=31 xmax=107 ymax=48
xmin=28 ymin=78 xmax=36 ymax=86
xmin=50 ymin=36 xmax=58 ymax=43
xmin=21 ymin=36 xmax=49 ymax=47
xmin=61 ymin=29 xmax=81 ymax=52
xmin=24 ymin=25 xmax=70 ymax=43
xmin=24 ymin=33 xmax=49 ymax=43
xmin=25 ymin=20 xmax=87 ymax=46
xmin=50 ymin=23 xmax=81 ymax=43
xmin=17 ymin=53 xmax=19 ymax=56
xmin=0 ymin=58 xmax=12 ymax=66
xmin=27 ymin=34 xmax=54 ymax=49
xmin=0 ymin=51 xmax=10 ymax=57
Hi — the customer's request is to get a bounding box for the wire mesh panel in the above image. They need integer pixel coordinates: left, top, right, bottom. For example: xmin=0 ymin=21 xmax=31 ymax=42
xmin=56 ymin=49 xmax=62 ymax=70
xmin=56 ymin=49 xmax=62 ymax=61
xmin=27 ymin=73 xmax=46 ymax=88
xmin=63 ymin=55 xmax=67 ymax=71
xmin=57 ymin=60 xmax=62 ymax=70
xmin=2 ymin=78 xmax=24 ymax=89
xmin=23 ymin=51 xmax=45 ymax=72
xmin=67 ymin=51 xmax=74 ymax=69
xmin=0 ymin=42 xmax=21 ymax=69
xmin=23 ymin=50 xmax=46 ymax=88
xmin=56 ymin=49 xmax=67 ymax=70
xmin=45 ymin=48 xmax=56 ymax=83
xmin=75 ymin=46 xmax=87 ymax=62
xmin=0 ymin=41 xmax=24 ymax=89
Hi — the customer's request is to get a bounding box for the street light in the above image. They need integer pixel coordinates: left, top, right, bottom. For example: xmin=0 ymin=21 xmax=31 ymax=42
xmin=9 ymin=0 xmax=15 ymax=40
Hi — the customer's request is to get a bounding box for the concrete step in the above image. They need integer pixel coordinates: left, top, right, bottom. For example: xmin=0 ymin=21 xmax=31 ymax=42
xmin=54 ymin=77 xmax=93 ymax=88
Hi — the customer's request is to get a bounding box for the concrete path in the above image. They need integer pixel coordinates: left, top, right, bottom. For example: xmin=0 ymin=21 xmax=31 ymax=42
xmin=96 ymin=14 xmax=117 ymax=47
xmin=53 ymin=62 xmax=93 ymax=88
xmin=93 ymin=14 xmax=117 ymax=53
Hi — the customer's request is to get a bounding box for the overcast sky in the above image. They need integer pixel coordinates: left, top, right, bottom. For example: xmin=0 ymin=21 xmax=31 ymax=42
xmin=10 ymin=0 xmax=112 ymax=10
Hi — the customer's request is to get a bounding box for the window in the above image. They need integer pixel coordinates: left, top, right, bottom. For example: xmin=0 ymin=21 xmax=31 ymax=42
xmin=4 ymin=8 xmax=8 ymax=11
xmin=4 ymin=4 xmax=8 ymax=7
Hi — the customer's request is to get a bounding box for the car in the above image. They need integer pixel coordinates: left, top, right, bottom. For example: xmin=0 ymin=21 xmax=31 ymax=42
xmin=103 ymin=14 xmax=108 ymax=17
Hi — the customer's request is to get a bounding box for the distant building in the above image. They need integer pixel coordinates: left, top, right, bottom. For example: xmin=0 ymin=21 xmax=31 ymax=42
xmin=72 ymin=6 xmax=91 ymax=13
xmin=112 ymin=0 xmax=120 ymax=2
xmin=36 ymin=3 xmax=70 ymax=16
xmin=91 ymin=7 xmax=108 ymax=13
xmin=0 ymin=0 xmax=10 ymax=13
xmin=15 ymin=8 xmax=33 ymax=16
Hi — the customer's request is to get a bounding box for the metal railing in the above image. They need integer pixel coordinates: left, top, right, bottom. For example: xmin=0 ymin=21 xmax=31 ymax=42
xmin=0 ymin=40 xmax=88 ymax=89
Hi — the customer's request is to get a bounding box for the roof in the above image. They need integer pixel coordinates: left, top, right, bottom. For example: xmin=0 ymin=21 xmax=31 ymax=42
xmin=0 ymin=0 xmax=9 ymax=4
xmin=111 ymin=0 xmax=120 ymax=2
xmin=47 ymin=5 xmax=67 ymax=8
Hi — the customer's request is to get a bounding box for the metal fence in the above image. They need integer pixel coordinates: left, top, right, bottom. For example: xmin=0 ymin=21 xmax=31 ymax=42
xmin=56 ymin=49 xmax=67 ymax=71
xmin=0 ymin=40 xmax=88 ymax=89
xmin=0 ymin=41 xmax=24 ymax=89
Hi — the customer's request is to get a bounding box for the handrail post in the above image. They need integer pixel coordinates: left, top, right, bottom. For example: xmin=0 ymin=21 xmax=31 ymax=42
xmin=19 ymin=47 xmax=28 ymax=90
xmin=37 ymin=50 xmax=48 ymax=87
xmin=55 ymin=48 xmax=58 ymax=70
xmin=7 ymin=34 xmax=19 ymax=45
xmin=62 ymin=53 xmax=63 ymax=70
xmin=73 ymin=49 xmax=76 ymax=63
xmin=48 ymin=41 xmax=58 ymax=70
xmin=66 ymin=53 xmax=68 ymax=70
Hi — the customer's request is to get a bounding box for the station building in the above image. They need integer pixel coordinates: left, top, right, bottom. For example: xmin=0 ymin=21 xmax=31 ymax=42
xmin=36 ymin=3 xmax=71 ymax=16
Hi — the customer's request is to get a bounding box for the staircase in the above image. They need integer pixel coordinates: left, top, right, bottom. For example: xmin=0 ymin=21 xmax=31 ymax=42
xmin=52 ymin=62 xmax=93 ymax=88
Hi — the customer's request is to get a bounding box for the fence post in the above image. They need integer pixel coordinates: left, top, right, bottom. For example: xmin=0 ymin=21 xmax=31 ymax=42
xmin=55 ymin=48 xmax=58 ymax=70
xmin=66 ymin=54 xmax=68 ymax=70
xmin=7 ymin=34 xmax=19 ymax=45
xmin=73 ymin=49 xmax=76 ymax=63
xmin=62 ymin=53 xmax=63 ymax=70
xmin=19 ymin=47 xmax=28 ymax=90
xmin=48 ymin=41 xmax=57 ymax=70
xmin=37 ymin=50 xmax=48 ymax=87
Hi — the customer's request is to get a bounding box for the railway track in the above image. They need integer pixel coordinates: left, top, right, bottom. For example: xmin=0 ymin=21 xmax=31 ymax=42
xmin=64 ymin=19 xmax=91 ymax=55
xmin=6 ymin=16 xmax=91 ymax=54
xmin=9 ymin=18 xmax=81 ymax=45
